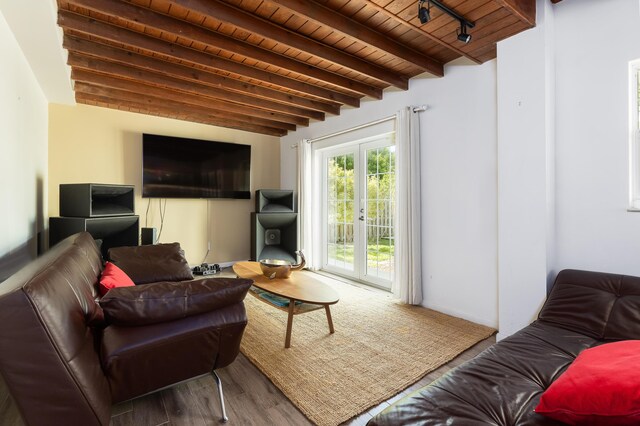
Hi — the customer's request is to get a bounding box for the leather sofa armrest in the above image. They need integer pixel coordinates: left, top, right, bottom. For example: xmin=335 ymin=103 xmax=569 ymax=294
xmin=99 ymin=278 xmax=252 ymax=326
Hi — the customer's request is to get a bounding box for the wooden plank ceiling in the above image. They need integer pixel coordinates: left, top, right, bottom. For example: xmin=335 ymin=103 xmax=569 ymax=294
xmin=56 ymin=0 xmax=536 ymax=136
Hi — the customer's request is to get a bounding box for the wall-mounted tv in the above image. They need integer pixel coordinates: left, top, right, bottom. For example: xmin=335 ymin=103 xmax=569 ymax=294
xmin=142 ymin=134 xmax=251 ymax=199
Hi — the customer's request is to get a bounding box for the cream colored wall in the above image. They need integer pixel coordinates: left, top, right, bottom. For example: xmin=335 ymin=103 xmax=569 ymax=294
xmin=48 ymin=103 xmax=281 ymax=265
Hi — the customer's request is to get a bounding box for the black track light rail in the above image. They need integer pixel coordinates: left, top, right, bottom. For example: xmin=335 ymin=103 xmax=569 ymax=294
xmin=424 ymin=0 xmax=475 ymax=28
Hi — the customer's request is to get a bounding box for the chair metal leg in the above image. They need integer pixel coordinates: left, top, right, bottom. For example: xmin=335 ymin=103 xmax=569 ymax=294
xmin=212 ymin=370 xmax=229 ymax=423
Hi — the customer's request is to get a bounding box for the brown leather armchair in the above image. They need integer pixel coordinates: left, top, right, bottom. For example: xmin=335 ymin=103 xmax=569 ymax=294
xmin=0 ymin=232 xmax=252 ymax=426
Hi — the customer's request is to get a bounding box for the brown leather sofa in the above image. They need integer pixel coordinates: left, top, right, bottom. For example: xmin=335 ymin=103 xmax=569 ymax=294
xmin=0 ymin=232 xmax=252 ymax=426
xmin=369 ymin=269 xmax=640 ymax=425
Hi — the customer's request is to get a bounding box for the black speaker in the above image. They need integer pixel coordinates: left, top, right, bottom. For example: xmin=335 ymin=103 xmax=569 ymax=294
xmin=59 ymin=183 xmax=135 ymax=217
xmin=141 ymin=227 xmax=157 ymax=245
xmin=255 ymin=189 xmax=295 ymax=213
xmin=251 ymin=212 xmax=298 ymax=263
xmin=49 ymin=216 xmax=139 ymax=258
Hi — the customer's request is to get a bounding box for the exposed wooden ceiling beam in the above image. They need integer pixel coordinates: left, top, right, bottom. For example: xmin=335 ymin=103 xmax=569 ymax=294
xmin=67 ymin=51 xmax=324 ymax=122
xmin=264 ymin=0 xmax=443 ymax=77
xmin=74 ymin=83 xmax=281 ymax=129
xmin=64 ymin=36 xmax=339 ymax=116
xmin=74 ymin=83 xmax=293 ymax=134
xmin=63 ymin=0 xmax=380 ymax=100
xmin=58 ymin=10 xmax=365 ymax=107
xmin=164 ymin=0 xmax=409 ymax=89
xmin=494 ymin=0 xmax=536 ymax=26
xmin=71 ymin=70 xmax=304 ymax=129
xmin=359 ymin=0 xmax=482 ymax=65
xmin=76 ymin=92 xmax=287 ymax=136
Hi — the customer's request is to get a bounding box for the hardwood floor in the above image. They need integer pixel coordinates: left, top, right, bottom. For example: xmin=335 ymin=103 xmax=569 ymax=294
xmin=0 ymin=336 xmax=495 ymax=426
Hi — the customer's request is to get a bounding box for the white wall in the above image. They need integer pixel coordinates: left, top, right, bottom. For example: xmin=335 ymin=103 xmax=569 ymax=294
xmin=496 ymin=0 xmax=555 ymax=339
xmin=496 ymin=0 xmax=640 ymax=338
xmin=281 ymin=60 xmax=499 ymax=328
xmin=0 ymin=0 xmax=73 ymax=104
xmin=0 ymin=10 xmax=48 ymax=280
xmin=554 ymin=0 xmax=640 ymax=274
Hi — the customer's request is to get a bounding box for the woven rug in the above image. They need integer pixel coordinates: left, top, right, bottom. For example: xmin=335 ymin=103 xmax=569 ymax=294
xmin=239 ymin=273 xmax=496 ymax=426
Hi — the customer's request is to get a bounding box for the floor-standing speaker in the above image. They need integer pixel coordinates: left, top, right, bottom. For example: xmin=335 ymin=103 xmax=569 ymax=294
xmin=251 ymin=189 xmax=297 ymax=263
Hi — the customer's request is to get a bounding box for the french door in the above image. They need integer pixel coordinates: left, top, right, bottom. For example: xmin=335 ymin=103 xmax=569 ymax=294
xmin=321 ymin=134 xmax=395 ymax=289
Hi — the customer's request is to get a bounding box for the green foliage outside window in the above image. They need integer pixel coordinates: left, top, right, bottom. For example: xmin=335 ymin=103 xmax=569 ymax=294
xmin=326 ymin=146 xmax=395 ymax=265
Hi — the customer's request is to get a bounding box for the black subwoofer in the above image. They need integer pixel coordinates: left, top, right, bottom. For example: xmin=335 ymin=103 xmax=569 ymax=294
xmin=141 ymin=227 xmax=157 ymax=245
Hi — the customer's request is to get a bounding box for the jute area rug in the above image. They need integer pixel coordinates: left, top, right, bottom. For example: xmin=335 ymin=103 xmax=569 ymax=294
xmin=239 ymin=273 xmax=496 ymax=426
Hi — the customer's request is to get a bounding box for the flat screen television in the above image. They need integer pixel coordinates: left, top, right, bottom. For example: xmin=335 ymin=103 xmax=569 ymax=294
xmin=142 ymin=134 xmax=251 ymax=199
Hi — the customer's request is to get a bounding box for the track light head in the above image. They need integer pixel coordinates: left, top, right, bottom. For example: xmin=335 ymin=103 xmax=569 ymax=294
xmin=457 ymin=32 xmax=471 ymax=43
xmin=457 ymin=22 xmax=472 ymax=44
xmin=418 ymin=0 xmax=430 ymax=24
xmin=422 ymin=1 xmax=476 ymax=40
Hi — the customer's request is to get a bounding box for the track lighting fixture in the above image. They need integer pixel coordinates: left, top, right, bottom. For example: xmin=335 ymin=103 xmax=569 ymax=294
xmin=418 ymin=0 xmax=475 ymax=43
xmin=457 ymin=23 xmax=472 ymax=44
xmin=418 ymin=0 xmax=430 ymax=24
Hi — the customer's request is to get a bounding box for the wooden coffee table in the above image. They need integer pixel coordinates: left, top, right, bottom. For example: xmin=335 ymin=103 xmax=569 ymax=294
xmin=233 ymin=261 xmax=340 ymax=348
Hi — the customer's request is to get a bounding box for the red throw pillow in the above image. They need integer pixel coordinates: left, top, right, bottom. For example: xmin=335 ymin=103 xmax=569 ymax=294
xmin=99 ymin=261 xmax=135 ymax=296
xmin=535 ymin=340 xmax=640 ymax=425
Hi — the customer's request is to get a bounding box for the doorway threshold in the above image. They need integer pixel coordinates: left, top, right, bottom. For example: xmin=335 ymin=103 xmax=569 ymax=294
xmin=313 ymin=270 xmax=391 ymax=295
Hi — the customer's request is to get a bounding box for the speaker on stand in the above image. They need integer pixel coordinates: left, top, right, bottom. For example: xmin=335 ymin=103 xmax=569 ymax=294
xmin=251 ymin=189 xmax=298 ymax=263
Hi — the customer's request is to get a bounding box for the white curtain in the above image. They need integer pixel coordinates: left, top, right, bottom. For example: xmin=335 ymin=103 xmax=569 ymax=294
xmin=297 ymin=139 xmax=317 ymax=269
xmin=393 ymin=107 xmax=423 ymax=305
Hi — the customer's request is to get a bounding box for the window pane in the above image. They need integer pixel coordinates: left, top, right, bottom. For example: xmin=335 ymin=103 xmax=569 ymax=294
xmin=329 ymin=200 xmax=338 ymax=220
xmin=336 ymin=201 xmax=345 ymax=223
xmin=367 ymin=200 xmax=377 ymax=221
xmin=367 ymin=149 xmax=378 ymax=175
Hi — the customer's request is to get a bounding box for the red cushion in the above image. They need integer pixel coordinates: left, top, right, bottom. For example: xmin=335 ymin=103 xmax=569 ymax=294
xmin=99 ymin=261 xmax=135 ymax=296
xmin=535 ymin=340 xmax=640 ymax=425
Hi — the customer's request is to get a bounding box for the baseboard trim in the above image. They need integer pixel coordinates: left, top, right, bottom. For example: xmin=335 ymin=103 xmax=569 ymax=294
xmin=423 ymin=301 xmax=498 ymax=330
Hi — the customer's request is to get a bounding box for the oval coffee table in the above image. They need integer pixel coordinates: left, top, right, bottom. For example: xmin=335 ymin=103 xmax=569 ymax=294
xmin=233 ymin=261 xmax=340 ymax=348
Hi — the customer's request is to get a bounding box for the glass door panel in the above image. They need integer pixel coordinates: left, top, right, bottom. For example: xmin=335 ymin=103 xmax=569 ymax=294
xmin=325 ymin=153 xmax=356 ymax=272
xmin=322 ymin=134 xmax=395 ymax=289
xmin=362 ymin=143 xmax=395 ymax=287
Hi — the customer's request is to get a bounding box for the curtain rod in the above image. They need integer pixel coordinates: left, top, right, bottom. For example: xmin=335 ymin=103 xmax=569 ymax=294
xmin=290 ymin=105 xmax=427 ymax=149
